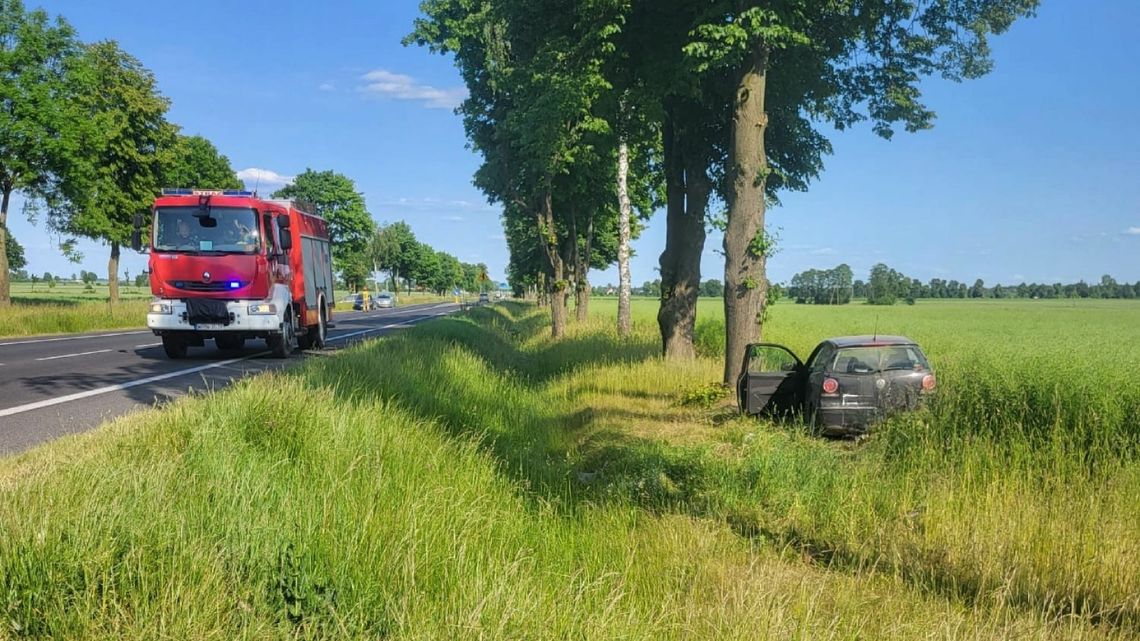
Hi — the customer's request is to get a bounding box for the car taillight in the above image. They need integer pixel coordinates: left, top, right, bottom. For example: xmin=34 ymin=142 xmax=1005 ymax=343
xmin=822 ymin=378 xmax=839 ymax=395
xmin=922 ymin=374 xmax=936 ymax=391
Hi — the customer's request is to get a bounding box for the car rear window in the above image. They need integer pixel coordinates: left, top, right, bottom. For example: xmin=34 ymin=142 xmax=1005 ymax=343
xmin=831 ymin=345 xmax=929 ymax=374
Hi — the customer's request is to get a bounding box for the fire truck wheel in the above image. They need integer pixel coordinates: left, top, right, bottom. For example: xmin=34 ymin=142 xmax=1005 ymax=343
xmin=268 ymin=313 xmax=295 ymax=359
xmin=314 ymin=303 xmax=328 ymax=348
xmin=162 ymin=335 xmax=188 ymax=359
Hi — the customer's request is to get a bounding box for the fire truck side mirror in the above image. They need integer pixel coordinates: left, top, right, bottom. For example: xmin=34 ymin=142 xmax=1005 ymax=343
xmin=277 ymin=215 xmax=292 ymax=252
xmin=131 ymin=213 xmax=144 ymax=252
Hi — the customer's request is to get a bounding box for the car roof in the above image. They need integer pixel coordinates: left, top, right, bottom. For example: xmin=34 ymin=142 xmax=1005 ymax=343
xmin=825 ymin=335 xmax=917 ymax=348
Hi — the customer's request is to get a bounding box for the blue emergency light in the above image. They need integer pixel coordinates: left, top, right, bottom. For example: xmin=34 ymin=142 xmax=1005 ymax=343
xmin=229 ymin=281 xmax=241 ymax=289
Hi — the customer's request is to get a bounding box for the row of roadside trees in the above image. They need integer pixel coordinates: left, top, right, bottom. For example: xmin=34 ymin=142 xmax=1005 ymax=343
xmin=0 ymin=0 xmax=245 ymax=306
xmin=1 ymin=1 xmax=484 ymax=304
xmin=409 ymin=0 xmax=1038 ymax=383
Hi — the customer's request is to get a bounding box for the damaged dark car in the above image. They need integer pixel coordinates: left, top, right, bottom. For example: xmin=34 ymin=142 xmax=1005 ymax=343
xmin=737 ymin=336 xmax=936 ymax=436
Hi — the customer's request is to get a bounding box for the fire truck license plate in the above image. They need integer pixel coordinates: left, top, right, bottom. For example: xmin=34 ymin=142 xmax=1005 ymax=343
xmin=194 ymin=324 xmax=225 ymax=330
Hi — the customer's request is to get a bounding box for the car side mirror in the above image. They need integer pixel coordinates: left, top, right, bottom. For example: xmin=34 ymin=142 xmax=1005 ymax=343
xmin=279 ymin=232 xmax=292 ymax=251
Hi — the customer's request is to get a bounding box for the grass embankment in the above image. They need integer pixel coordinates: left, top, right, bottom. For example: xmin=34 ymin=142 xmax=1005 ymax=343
xmin=1 ymin=300 xmax=1136 ymax=639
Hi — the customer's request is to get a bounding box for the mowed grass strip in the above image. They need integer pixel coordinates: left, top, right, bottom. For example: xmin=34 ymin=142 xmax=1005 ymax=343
xmin=0 ymin=302 xmax=1128 ymax=639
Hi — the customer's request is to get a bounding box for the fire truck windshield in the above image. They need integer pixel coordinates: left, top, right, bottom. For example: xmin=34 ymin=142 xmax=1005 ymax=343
xmin=153 ymin=207 xmax=261 ymax=254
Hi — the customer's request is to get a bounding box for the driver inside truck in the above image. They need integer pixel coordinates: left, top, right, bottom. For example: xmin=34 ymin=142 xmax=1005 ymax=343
xmin=174 ymin=217 xmax=196 ymax=249
xmin=227 ymin=218 xmax=258 ymax=249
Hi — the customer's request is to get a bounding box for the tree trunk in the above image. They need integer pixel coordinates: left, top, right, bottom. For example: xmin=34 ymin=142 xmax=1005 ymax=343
xmin=108 ymin=241 xmax=121 ymax=304
xmin=657 ymin=112 xmax=708 ymax=359
xmin=723 ymin=47 xmax=771 ymax=385
xmin=616 ymin=139 xmax=632 ymax=337
xmin=0 ymin=186 xmax=11 ymax=306
xmin=576 ymin=209 xmax=593 ymax=322
xmin=537 ymin=191 xmax=567 ymax=338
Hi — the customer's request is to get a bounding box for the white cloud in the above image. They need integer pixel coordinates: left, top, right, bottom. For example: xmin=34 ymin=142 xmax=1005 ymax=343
xmin=1125 ymin=226 xmax=1140 ymax=235
xmin=809 ymin=247 xmax=836 ymax=256
xmin=359 ymin=69 xmax=467 ymax=109
xmin=236 ymin=168 xmax=294 ymax=188
xmin=443 ymin=215 xmax=465 ymax=222
xmin=318 ymin=82 xmax=336 ymax=92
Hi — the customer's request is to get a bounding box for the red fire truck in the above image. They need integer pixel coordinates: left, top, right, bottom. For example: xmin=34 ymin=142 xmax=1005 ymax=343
xmin=133 ymin=189 xmax=335 ymax=359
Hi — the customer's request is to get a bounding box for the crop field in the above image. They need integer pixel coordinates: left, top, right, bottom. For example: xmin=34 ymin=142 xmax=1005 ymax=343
xmin=0 ymin=298 xmax=1136 ymax=639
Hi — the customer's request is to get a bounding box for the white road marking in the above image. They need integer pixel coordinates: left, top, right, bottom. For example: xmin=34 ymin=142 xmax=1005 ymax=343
xmin=0 ymin=309 xmax=454 ymax=419
xmin=134 ymin=343 xmax=163 ymax=348
xmin=35 ymin=349 xmax=113 ymax=362
xmin=0 ymin=330 xmax=149 ymax=348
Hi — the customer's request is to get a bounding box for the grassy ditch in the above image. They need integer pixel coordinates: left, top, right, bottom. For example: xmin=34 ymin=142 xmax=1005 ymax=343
xmin=0 ymin=300 xmax=1134 ymax=639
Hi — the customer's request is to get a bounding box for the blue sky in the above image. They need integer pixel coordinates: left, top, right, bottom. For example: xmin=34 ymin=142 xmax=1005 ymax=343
xmin=9 ymin=1 xmax=1139 ymax=286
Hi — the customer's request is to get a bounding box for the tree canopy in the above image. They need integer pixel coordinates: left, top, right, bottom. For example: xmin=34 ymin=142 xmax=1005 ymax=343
xmin=162 ymin=134 xmax=242 ymax=191
xmin=41 ymin=39 xmax=175 ymax=303
xmin=272 ymin=169 xmax=376 ymax=288
xmin=0 ymin=0 xmax=76 ymax=304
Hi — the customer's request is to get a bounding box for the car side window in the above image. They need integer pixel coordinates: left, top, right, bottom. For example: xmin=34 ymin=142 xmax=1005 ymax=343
xmin=746 ymin=345 xmax=800 ymax=373
xmin=810 ymin=345 xmax=834 ymax=374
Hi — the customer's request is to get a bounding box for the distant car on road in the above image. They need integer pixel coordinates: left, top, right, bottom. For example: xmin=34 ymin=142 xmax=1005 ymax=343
xmin=375 ymin=292 xmax=395 ymax=308
xmin=737 ymin=335 xmax=936 ymax=436
xmin=478 ymin=292 xmax=490 ymax=304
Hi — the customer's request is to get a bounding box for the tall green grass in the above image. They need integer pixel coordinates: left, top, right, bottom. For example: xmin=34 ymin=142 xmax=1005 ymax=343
xmin=0 ymin=299 xmax=1134 ymax=639
xmin=0 ymin=299 xmax=149 ymax=338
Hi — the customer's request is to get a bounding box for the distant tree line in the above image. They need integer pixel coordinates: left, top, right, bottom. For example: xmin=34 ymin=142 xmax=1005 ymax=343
xmin=786 ymin=263 xmax=1140 ymax=305
xmin=787 ymin=264 xmax=854 ymax=305
xmin=592 ymin=278 xmax=726 ymax=299
xmin=370 ymin=220 xmax=490 ymax=296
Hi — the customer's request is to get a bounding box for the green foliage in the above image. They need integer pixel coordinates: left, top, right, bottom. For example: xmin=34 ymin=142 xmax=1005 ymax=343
xmin=41 ymin=40 xmax=174 ymax=256
xmin=677 ymin=381 xmax=730 ymax=408
xmin=0 ymin=0 xmax=77 ymax=302
xmin=3 ymin=225 xmax=25 ymax=271
xmin=788 ymin=264 xmax=853 ymax=305
xmin=272 ymin=169 xmax=376 ymax=281
xmin=868 ymin=262 xmax=900 ymax=305
xmin=162 ymin=134 xmax=242 ymax=190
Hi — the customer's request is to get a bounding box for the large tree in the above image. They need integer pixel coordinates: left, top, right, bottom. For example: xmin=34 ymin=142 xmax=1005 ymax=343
xmin=272 ymin=169 xmax=376 ymax=285
xmin=410 ymin=0 xmax=626 ymax=338
xmin=0 ymin=0 xmax=76 ymax=305
xmin=43 ymin=40 xmax=174 ymax=304
xmin=163 ymin=134 xmax=243 ymax=191
xmin=370 ymin=220 xmax=418 ymax=291
xmin=681 ymin=1 xmax=1038 ymax=383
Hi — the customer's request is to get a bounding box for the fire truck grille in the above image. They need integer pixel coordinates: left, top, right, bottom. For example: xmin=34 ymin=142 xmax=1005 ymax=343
xmin=168 ymin=281 xmax=238 ymax=293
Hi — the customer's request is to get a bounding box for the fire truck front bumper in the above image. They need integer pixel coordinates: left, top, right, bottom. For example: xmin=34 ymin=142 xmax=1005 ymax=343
xmin=147 ymin=299 xmax=285 ymax=336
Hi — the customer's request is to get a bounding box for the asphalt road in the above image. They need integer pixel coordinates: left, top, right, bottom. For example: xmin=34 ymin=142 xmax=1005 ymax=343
xmin=0 ymin=302 xmax=457 ymax=456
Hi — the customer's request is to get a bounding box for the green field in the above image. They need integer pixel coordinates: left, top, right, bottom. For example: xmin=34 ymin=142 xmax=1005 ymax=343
xmin=0 ymin=281 xmax=150 ymax=338
xmin=1 ymin=298 xmax=1136 ymax=639
xmin=0 ymin=283 xmax=454 ymax=339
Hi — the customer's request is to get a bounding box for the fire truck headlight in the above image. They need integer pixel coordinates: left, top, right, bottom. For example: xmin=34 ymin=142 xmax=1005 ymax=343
xmin=149 ymin=303 xmax=172 ymax=315
xmin=248 ymin=303 xmax=277 ymax=315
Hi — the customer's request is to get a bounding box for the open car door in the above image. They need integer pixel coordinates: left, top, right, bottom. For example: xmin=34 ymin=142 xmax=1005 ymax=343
xmin=737 ymin=343 xmax=805 ymax=417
